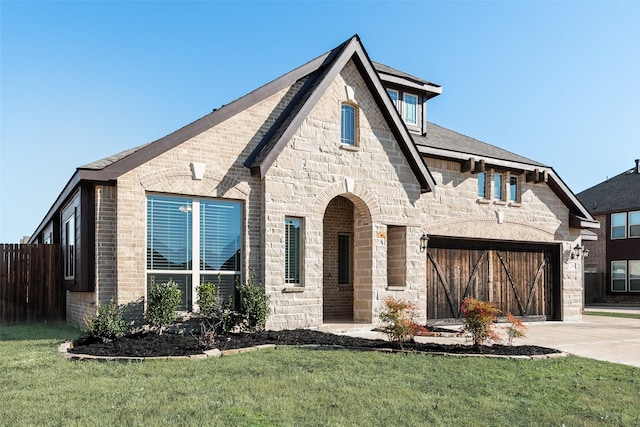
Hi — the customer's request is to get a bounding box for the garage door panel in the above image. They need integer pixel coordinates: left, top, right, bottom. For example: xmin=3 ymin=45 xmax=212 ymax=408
xmin=427 ymin=241 xmax=557 ymax=321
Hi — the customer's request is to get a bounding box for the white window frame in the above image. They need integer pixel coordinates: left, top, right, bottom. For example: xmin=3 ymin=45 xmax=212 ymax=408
xmin=630 ymin=260 xmax=640 ymax=292
xmin=508 ymin=175 xmax=519 ymax=202
xmin=493 ymin=172 xmax=503 ymax=200
xmin=611 ymin=212 xmax=627 ymax=240
xmin=611 ymin=260 xmax=627 ymax=292
xmin=340 ymin=102 xmax=358 ymax=146
xmin=146 ymin=195 xmax=243 ymax=312
xmin=387 ymin=89 xmax=399 ymax=108
xmin=403 ymin=93 xmax=418 ymax=126
xmin=477 ymin=171 xmax=486 ymax=199
xmin=629 ymin=211 xmax=640 ymax=238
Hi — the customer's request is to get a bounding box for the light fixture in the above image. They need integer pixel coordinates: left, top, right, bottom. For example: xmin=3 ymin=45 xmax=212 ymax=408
xmin=419 ymin=233 xmax=429 ymax=253
xmin=582 ymin=247 xmax=590 ymax=258
xmin=570 ymin=244 xmax=583 ymax=259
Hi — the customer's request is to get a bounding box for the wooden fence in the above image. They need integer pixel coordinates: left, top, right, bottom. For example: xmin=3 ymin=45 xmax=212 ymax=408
xmin=0 ymin=244 xmax=65 ymax=323
xmin=584 ymin=272 xmax=606 ymax=304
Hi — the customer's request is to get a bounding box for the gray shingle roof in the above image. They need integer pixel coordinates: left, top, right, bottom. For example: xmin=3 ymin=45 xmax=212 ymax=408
xmin=80 ymin=143 xmax=150 ymax=170
xmin=416 ymin=122 xmax=547 ymax=167
xmin=372 ymin=61 xmax=441 ymax=89
xmin=577 ymin=164 xmax=640 ymax=214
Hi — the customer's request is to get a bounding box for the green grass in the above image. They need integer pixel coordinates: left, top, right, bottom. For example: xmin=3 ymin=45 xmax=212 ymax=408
xmin=1 ymin=323 xmax=639 ymax=426
xmin=584 ymin=310 xmax=640 ymax=320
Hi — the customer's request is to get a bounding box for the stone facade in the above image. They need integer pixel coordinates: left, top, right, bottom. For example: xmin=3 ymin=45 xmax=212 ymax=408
xmin=62 ymin=54 xmax=587 ymax=329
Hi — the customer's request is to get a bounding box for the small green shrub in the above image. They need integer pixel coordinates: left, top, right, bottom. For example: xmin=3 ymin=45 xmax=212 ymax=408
xmin=147 ymin=278 xmax=182 ymax=335
xmin=196 ymin=279 xmax=238 ymax=334
xmin=238 ymin=275 xmax=270 ymax=332
xmin=377 ymin=297 xmax=427 ymax=350
xmin=84 ymin=299 xmax=129 ymax=342
xmin=459 ymin=297 xmax=502 ymax=347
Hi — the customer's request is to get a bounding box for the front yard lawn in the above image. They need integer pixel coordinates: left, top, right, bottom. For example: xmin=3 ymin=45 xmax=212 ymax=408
xmin=1 ymin=323 xmax=638 ymax=426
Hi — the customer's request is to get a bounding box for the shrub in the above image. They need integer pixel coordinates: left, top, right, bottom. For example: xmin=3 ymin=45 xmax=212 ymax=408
xmin=237 ymin=274 xmax=270 ymax=332
xmin=378 ymin=297 xmax=427 ymax=350
xmin=196 ymin=279 xmax=238 ymax=334
xmin=504 ymin=312 xmax=527 ymax=346
xmin=459 ymin=297 xmax=502 ymax=348
xmin=84 ymin=299 xmax=129 ymax=342
xmin=147 ymin=278 xmax=182 ymax=335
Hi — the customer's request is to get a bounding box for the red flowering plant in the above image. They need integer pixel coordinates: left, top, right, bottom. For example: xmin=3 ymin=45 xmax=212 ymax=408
xmin=378 ymin=297 xmax=429 ymax=350
xmin=504 ymin=312 xmax=527 ymax=346
xmin=459 ymin=297 xmax=502 ymax=348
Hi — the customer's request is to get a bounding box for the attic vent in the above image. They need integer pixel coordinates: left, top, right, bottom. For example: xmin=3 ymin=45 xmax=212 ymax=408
xmin=635 ymin=158 xmax=639 ymax=174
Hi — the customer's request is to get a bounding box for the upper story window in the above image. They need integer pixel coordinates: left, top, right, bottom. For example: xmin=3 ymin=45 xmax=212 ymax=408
xmin=477 ymin=172 xmax=486 ymax=198
xmin=509 ymin=176 xmax=518 ymax=202
xmin=493 ymin=173 xmax=503 ymax=200
xmin=611 ymin=213 xmax=627 ymax=239
xmin=403 ymin=93 xmax=418 ymax=125
xmin=341 ymin=103 xmax=357 ymax=146
xmin=387 ymin=89 xmax=398 ymax=107
xmin=630 ymin=211 xmax=640 ymax=238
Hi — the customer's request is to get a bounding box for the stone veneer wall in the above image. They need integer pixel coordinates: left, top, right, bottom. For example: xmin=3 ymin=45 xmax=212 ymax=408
xmin=420 ymin=158 xmax=584 ymax=321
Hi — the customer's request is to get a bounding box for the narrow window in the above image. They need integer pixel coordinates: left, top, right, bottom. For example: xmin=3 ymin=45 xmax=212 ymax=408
xmin=341 ymin=104 xmax=356 ymax=145
xmin=630 ymin=260 xmax=640 ymax=292
xmin=611 ymin=213 xmax=627 ymax=239
xmin=611 ymin=261 xmax=627 ymax=292
xmin=493 ymin=173 xmax=503 ymax=200
xmin=403 ymin=93 xmax=418 ymax=125
xmin=477 ymin=172 xmax=486 ymax=198
xmin=509 ymin=176 xmax=518 ymax=202
xmin=387 ymin=89 xmax=398 ymax=107
xmin=63 ymin=215 xmax=75 ymax=279
xmin=285 ymin=217 xmax=302 ymax=285
xmin=629 ymin=211 xmax=640 ymax=238
xmin=338 ymin=234 xmax=350 ymax=285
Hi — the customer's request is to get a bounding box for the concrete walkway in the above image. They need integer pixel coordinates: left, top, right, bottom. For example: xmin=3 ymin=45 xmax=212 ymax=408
xmin=335 ymin=307 xmax=640 ymax=368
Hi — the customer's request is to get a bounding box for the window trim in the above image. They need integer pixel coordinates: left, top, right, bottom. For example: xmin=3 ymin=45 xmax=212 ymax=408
xmin=611 ymin=212 xmax=627 ymax=240
xmin=146 ymin=194 xmax=243 ymax=312
xmin=611 ymin=260 xmax=628 ymax=292
xmin=629 ymin=211 xmax=640 ymax=238
xmin=387 ymin=89 xmax=399 ymax=108
xmin=493 ymin=172 xmax=503 ymax=201
xmin=508 ymin=174 xmax=519 ymax=203
xmin=340 ymin=102 xmax=358 ymax=146
xmin=630 ymin=260 xmax=640 ymax=292
xmin=285 ymin=217 xmax=303 ymax=286
xmin=403 ymin=93 xmax=418 ymax=126
xmin=63 ymin=214 xmax=75 ymax=280
xmin=477 ymin=171 xmax=487 ymax=199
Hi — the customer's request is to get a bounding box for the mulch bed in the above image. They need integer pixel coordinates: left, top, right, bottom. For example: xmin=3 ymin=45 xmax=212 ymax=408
xmin=69 ymin=329 xmax=560 ymax=358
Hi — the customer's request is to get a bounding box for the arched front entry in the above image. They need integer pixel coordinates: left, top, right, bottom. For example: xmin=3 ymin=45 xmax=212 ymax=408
xmin=322 ymin=195 xmax=373 ymax=322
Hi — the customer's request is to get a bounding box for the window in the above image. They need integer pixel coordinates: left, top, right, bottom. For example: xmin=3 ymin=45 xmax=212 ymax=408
xmin=147 ymin=195 xmax=242 ymax=311
xmin=477 ymin=172 xmax=486 ymax=198
xmin=403 ymin=93 xmax=418 ymax=125
xmin=63 ymin=215 xmax=75 ymax=279
xmin=493 ymin=173 xmax=503 ymax=200
xmin=611 ymin=261 xmax=627 ymax=292
xmin=285 ymin=217 xmax=302 ymax=285
xmin=341 ymin=103 xmax=356 ymax=145
xmin=630 ymin=261 xmax=640 ymax=292
xmin=387 ymin=89 xmax=398 ymax=107
xmin=629 ymin=211 xmax=640 ymax=238
xmin=338 ymin=234 xmax=351 ymax=285
xmin=611 ymin=213 xmax=626 ymax=239
xmin=509 ymin=176 xmax=518 ymax=202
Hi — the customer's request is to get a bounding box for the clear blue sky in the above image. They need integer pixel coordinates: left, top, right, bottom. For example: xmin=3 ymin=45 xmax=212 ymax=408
xmin=1 ymin=1 xmax=639 ymax=243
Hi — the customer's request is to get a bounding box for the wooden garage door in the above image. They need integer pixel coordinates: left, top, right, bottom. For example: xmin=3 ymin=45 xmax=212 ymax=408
xmin=426 ymin=239 xmax=559 ymax=321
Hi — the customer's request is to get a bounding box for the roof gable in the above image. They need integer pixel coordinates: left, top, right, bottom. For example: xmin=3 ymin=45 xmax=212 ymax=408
xmin=245 ymin=35 xmax=435 ymax=192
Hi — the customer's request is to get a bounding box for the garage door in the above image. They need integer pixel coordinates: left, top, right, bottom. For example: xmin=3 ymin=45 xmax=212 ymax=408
xmin=426 ymin=238 xmax=560 ymax=321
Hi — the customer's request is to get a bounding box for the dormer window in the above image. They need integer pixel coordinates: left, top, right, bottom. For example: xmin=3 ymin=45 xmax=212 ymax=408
xmin=387 ymin=89 xmax=399 ymax=107
xmin=403 ymin=93 xmax=418 ymax=125
xmin=341 ymin=103 xmax=357 ymax=146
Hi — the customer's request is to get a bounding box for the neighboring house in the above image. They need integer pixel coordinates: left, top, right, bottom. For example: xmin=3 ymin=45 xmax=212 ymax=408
xmin=577 ymin=160 xmax=640 ymax=304
xmin=29 ymin=35 xmax=598 ymax=328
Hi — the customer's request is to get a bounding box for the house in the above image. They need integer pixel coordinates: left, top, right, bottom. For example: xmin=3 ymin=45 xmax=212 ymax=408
xmin=29 ymin=35 xmax=598 ymax=329
xmin=577 ymin=160 xmax=640 ymax=304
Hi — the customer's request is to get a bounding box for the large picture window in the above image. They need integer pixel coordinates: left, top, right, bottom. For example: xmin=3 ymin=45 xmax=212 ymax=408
xmin=611 ymin=213 xmax=626 ymax=239
xmin=285 ymin=217 xmax=302 ymax=285
xmin=147 ymin=195 xmax=242 ymax=311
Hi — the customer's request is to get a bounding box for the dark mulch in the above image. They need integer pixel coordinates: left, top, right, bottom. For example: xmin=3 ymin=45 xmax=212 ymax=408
xmin=69 ymin=329 xmax=560 ymax=358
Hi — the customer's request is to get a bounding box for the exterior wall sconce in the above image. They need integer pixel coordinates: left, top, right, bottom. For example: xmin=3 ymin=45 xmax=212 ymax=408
xmin=570 ymin=244 xmax=585 ymax=259
xmin=419 ymin=233 xmax=429 ymax=253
